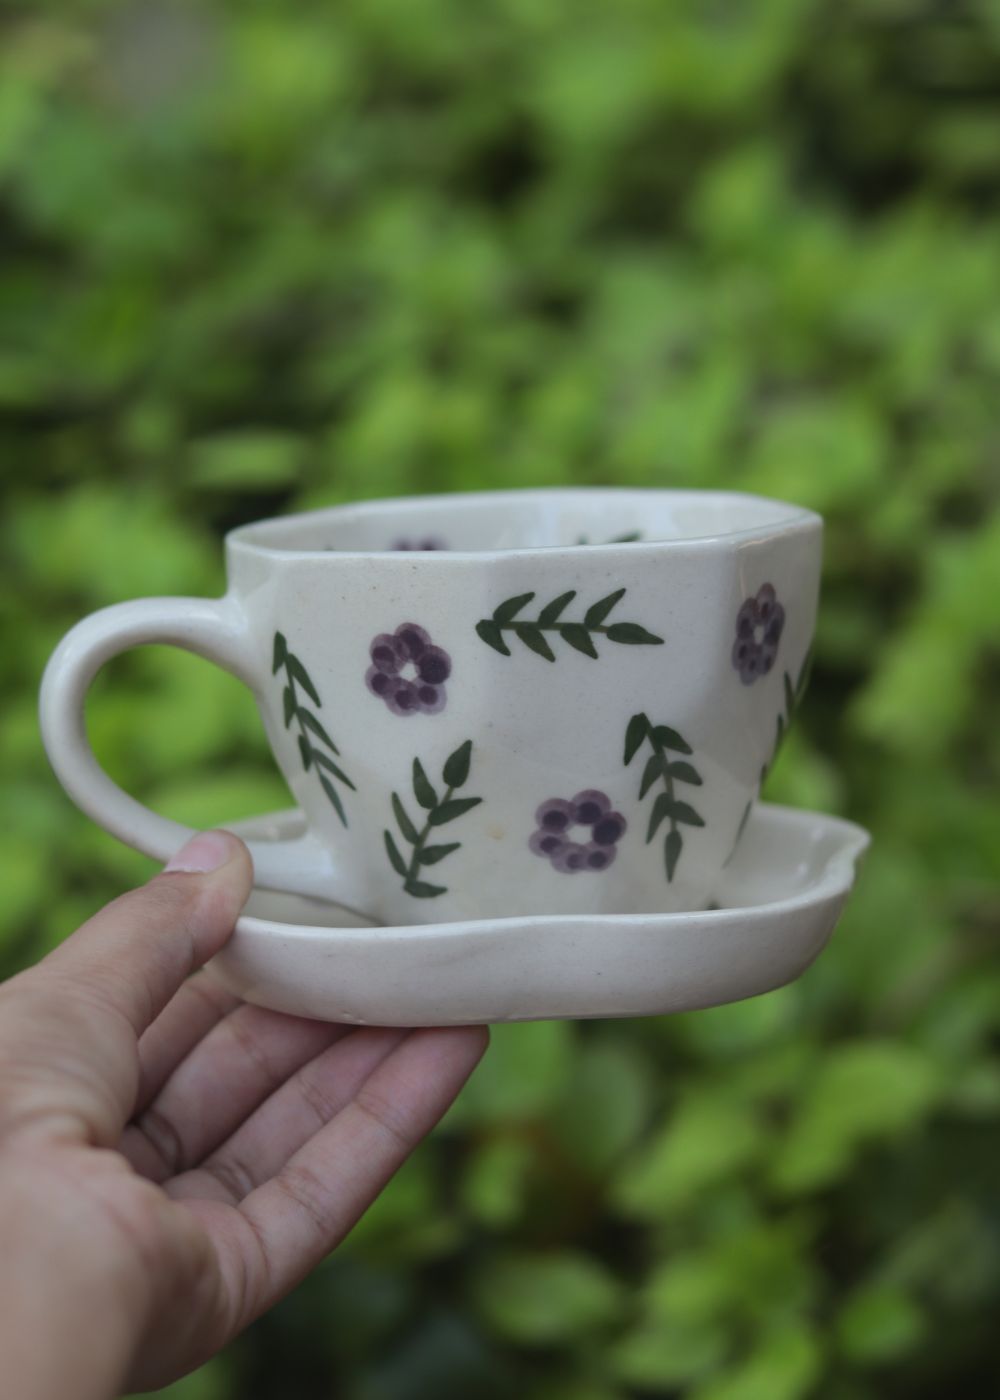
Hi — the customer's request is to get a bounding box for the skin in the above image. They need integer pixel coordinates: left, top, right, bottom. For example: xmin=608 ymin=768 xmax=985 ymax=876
xmin=0 ymin=831 xmax=488 ymax=1398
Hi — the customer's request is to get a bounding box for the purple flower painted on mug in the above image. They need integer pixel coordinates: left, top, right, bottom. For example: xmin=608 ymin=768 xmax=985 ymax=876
xmin=366 ymin=622 xmax=452 ymax=716
xmin=529 ymin=789 xmax=627 ymax=873
xmin=732 ymin=583 xmax=786 ymax=685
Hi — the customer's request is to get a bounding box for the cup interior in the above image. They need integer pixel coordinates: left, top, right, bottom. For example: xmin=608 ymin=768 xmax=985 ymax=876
xmin=233 ymin=489 xmax=815 ymax=556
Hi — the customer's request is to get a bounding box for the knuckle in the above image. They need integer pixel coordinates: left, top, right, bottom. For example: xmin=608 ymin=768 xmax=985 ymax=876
xmin=223 ymin=1008 xmax=278 ymax=1085
xmin=183 ymin=973 xmax=237 ymax=1023
xmin=231 ymin=1206 xmax=272 ymax=1326
xmin=352 ymin=1084 xmax=414 ymax=1154
xmin=277 ymin=1160 xmax=332 ymax=1234
xmin=132 ymin=1102 xmax=187 ymax=1177
xmin=115 ymin=875 xmax=197 ymax=928
xmin=202 ymin=1151 xmax=256 ymax=1203
xmin=295 ymin=1065 xmax=340 ymax=1130
xmin=123 ymin=874 xmax=233 ymax=936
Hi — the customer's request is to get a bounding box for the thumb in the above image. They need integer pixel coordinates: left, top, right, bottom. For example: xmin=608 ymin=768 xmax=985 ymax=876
xmin=0 ymin=832 xmax=254 ymax=1147
xmin=41 ymin=830 xmax=254 ymax=1037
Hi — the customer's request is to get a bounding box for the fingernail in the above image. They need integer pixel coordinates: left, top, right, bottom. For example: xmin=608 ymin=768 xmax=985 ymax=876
xmin=164 ymin=830 xmax=233 ymax=874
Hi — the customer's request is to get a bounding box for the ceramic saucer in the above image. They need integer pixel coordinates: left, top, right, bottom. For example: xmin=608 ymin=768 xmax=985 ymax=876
xmin=207 ymin=803 xmax=869 ymax=1026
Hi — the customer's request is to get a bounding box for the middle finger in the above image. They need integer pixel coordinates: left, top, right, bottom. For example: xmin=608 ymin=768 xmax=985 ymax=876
xmin=120 ymin=1003 xmax=348 ymax=1179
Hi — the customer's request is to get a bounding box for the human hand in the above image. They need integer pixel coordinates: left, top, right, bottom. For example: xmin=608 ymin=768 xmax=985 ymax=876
xmin=0 ymin=831 xmax=488 ymax=1399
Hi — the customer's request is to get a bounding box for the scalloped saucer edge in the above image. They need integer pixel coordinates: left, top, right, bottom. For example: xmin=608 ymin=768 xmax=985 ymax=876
xmin=207 ymin=803 xmax=870 ymax=1026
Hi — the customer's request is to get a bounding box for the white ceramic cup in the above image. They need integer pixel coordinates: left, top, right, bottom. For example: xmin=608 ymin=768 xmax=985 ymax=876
xmin=40 ymin=488 xmax=822 ymax=924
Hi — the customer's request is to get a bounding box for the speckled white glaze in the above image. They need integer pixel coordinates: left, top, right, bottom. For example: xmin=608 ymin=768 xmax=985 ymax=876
xmin=205 ymin=803 xmax=870 ymax=1026
xmin=39 ymin=488 xmax=822 ymax=924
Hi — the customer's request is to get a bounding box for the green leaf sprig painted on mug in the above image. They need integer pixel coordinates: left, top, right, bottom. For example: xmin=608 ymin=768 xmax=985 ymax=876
xmin=624 ymin=712 xmax=704 ymax=882
xmin=475 ymin=588 xmax=663 ymax=661
xmin=767 ymin=647 xmax=813 ymax=780
xmin=272 ymin=631 xmax=355 ymax=826
xmin=384 ymin=739 xmax=482 ymax=898
xmin=726 ymin=646 xmax=814 ymax=865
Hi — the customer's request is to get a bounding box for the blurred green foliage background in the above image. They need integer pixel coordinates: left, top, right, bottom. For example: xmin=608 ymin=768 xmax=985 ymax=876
xmin=2 ymin=0 xmax=999 ymax=1396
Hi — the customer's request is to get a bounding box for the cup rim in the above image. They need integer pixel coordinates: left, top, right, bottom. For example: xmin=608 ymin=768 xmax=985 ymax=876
xmin=227 ymin=486 xmax=822 ymax=561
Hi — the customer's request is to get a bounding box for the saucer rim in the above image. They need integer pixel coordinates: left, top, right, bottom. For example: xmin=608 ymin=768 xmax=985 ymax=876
xmin=228 ymin=802 xmax=870 ymax=942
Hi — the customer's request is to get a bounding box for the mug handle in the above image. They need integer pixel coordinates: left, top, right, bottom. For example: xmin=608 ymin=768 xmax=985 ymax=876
xmin=39 ymin=596 xmax=370 ymax=910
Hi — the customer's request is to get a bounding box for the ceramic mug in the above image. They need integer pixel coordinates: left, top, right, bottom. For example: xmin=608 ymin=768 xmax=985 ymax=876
xmin=40 ymin=488 xmax=821 ymax=924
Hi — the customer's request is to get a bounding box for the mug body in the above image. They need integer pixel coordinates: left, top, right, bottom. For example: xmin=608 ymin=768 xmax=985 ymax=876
xmin=226 ymin=489 xmax=821 ymax=925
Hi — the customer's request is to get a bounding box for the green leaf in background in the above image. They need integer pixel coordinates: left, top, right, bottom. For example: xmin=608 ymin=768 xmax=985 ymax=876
xmin=642 ymin=1218 xmax=819 ymax=1333
xmin=526 ymin=1379 xmax=626 ymax=1400
xmin=877 ymin=1200 xmax=998 ymax=1310
xmin=612 ymin=1320 xmax=730 ymax=1390
xmin=743 ymin=400 xmax=886 ymax=515
xmin=187 ymin=430 xmax=304 ymax=490
xmin=548 ymin=1039 xmax=653 ymax=1176
xmin=88 ymin=650 xmax=268 ymax=777
xmin=672 ymin=988 xmax=804 ymax=1058
xmin=0 ymin=835 xmax=51 ymax=936
xmin=460 ymin=1136 xmax=537 ymax=1229
xmin=472 ymin=1251 xmax=623 ymax=1345
xmin=852 ymin=515 xmax=1000 ymax=757
xmin=836 ymin=1284 xmax=926 ymax=1364
xmin=771 ymin=1041 xmax=943 ymax=1195
xmin=450 ymin=1021 xmax=573 ymax=1125
xmin=339 ymin=1153 xmax=457 ymax=1262
xmin=613 ymin=1092 xmax=766 ymax=1220
xmin=691 ymin=1326 xmax=822 ymax=1400
xmin=152 ymin=772 xmax=292 ymax=832
xmin=126 ymin=1356 xmax=234 ymax=1400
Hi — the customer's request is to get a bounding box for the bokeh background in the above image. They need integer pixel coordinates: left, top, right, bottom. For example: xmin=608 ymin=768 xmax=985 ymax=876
xmin=2 ymin=1 xmax=999 ymax=1396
